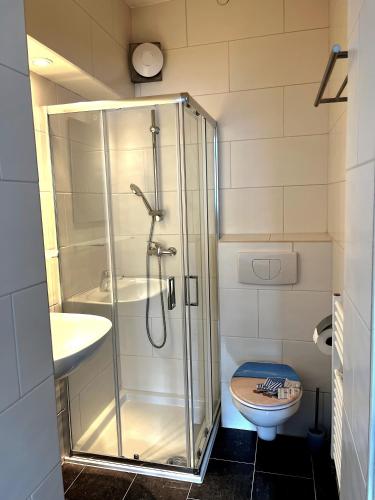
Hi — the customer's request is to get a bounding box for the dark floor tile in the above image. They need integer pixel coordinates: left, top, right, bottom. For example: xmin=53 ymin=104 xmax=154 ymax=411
xmin=125 ymin=475 xmax=191 ymax=499
xmin=252 ymin=472 xmax=315 ymax=500
xmin=189 ymin=459 xmax=253 ymax=500
xmin=62 ymin=463 xmax=84 ymax=492
xmin=256 ymin=435 xmax=312 ymax=478
xmin=312 ymin=447 xmax=339 ymax=500
xmin=65 ymin=466 xmax=135 ymax=500
xmin=211 ymin=427 xmax=257 ymax=463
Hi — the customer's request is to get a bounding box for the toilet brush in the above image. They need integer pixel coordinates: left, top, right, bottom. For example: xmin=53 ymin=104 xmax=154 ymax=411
xmin=307 ymin=387 xmax=325 ymax=453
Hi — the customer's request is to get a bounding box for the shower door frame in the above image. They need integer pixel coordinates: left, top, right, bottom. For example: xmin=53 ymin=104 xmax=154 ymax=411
xmin=47 ymin=93 xmax=220 ymax=483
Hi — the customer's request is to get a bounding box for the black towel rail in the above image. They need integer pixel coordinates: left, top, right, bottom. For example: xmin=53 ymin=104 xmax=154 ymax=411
xmin=314 ymin=44 xmax=348 ymax=107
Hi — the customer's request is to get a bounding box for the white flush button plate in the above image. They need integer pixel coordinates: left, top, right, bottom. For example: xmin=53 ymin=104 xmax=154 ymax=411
xmin=238 ymin=251 xmax=297 ymax=285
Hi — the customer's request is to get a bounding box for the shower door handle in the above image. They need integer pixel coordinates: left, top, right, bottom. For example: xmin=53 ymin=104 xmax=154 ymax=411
xmin=167 ymin=276 xmax=176 ymax=310
xmin=185 ymin=275 xmax=199 ymax=307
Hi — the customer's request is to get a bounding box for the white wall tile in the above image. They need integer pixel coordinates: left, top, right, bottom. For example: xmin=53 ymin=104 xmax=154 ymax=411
xmin=0 ymin=0 xmax=28 ymax=74
xmin=131 ymin=0 xmax=187 ymax=49
xmin=278 ymin=390 xmax=327 ymax=437
xmin=282 ymin=340 xmax=331 ymax=391
xmin=231 ymin=135 xmax=328 ymax=188
xmin=345 ymin=163 xmax=374 ymax=328
xmin=196 ymin=88 xmax=283 ymax=142
xmin=221 ymin=336 xmax=282 ymax=383
xmin=259 ymin=290 xmax=331 ymax=341
xmin=0 ymin=182 xmax=46 ymax=296
xmin=328 ymin=181 xmax=345 ymax=245
xmin=332 ymin=240 xmax=344 ymax=293
xmin=284 ymin=185 xmax=327 ymax=233
xmin=328 ymin=111 xmax=347 ymax=183
xmin=293 ymin=242 xmax=332 ymax=291
xmin=285 ymin=0 xmax=329 ymax=31
xmin=186 ymin=0 xmax=283 ymax=46
xmin=341 ymin=413 xmax=367 ymax=500
xmin=140 ymin=43 xmax=229 ymax=97
xmin=219 ymin=288 xmax=258 ymax=337
xmin=30 ymin=465 xmax=64 ymax=500
xmin=357 ymin=0 xmax=375 ymax=164
xmin=284 ymin=84 xmax=329 ymax=136
xmin=0 ymin=296 xmax=20 ymax=413
xmin=346 ymin=22 xmax=359 ymax=168
xmin=12 ymin=284 xmax=54 ymax=395
xmin=221 ymin=187 xmax=283 ymax=234
xmin=230 ymin=29 xmax=328 ymax=91
xmin=0 ymin=377 xmax=60 ymax=500
xmin=29 ymin=73 xmax=57 ymax=134
xmin=0 ymin=65 xmax=38 ymax=182
xmin=119 ymin=316 xmax=153 ymax=357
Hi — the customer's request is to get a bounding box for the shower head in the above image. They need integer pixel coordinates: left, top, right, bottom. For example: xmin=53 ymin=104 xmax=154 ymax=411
xmin=130 ymin=183 xmax=163 ymax=219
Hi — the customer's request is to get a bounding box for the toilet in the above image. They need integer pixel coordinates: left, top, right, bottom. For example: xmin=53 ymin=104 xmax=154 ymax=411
xmin=230 ymin=361 xmax=303 ymax=441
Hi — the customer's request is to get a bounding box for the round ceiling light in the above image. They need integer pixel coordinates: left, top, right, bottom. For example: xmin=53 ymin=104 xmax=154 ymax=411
xmin=132 ymin=43 xmax=163 ymax=78
xmin=32 ymin=57 xmax=53 ymax=68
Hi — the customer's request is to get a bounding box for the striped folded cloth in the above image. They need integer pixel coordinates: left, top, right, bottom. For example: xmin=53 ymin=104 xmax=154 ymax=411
xmin=255 ymin=377 xmax=286 ymax=396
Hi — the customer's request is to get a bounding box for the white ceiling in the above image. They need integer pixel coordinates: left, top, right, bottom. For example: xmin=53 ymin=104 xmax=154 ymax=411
xmin=125 ymin=0 xmax=171 ymax=8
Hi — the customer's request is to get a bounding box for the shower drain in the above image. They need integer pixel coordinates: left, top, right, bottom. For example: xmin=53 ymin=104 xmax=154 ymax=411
xmin=166 ymin=455 xmax=187 ymax=467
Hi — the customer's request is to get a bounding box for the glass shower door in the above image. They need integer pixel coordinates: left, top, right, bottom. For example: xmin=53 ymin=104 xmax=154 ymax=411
xmin=105 ymin=103 xmax=189 ymax=466
xmin=181 ymin=105 xmax=211 ymax=467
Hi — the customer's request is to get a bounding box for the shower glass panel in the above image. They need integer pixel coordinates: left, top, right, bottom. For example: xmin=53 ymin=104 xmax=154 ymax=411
xmin=47 ymin=94 xmax=219 ymax=478
xmin=49 ymin=110 xmax=119 ymax=457
xmin=105 ymin=104 xmax=188 ymax=465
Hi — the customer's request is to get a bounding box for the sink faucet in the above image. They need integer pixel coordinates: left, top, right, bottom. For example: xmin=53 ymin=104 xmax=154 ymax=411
xmin=100 ymin=270 xmax=111 ymax=292
xmin=147 ymin=241 xmax=177 ymax=257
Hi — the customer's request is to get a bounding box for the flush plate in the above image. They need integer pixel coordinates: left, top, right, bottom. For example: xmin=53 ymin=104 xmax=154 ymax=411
xmin=238 ymin=251 xmax=297 ymax=285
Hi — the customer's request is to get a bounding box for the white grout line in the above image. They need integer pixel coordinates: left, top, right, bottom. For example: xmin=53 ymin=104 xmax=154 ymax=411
xmin=64 ymin=465 xmax=85 ymax=495
xmin=250 ymin=436 xmax=258 ymax=500
xmin=210 ymin=457 xmax=254 ymax=465
xmin=311 ymin=455 xmax=318 ymax=500
xmin=256 ymin=470 xmax=313 ymax=480
xmin=185 ymin=482 xmax=193 ymax=500
xmin=122 ymin=473 xmax=137 ymax=499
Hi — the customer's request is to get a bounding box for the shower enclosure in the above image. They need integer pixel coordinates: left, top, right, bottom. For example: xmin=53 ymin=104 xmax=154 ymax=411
xmin=47 ymin=94 xmax=219 ymax=481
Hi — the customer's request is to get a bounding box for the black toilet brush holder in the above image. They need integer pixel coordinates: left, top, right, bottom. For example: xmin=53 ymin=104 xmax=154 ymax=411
xmin=307 ymin=387 xmax=325 ymax=453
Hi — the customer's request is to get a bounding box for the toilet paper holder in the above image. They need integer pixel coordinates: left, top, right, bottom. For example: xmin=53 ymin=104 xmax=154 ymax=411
xmin=313 ymin=315 xmax=332 ymax=356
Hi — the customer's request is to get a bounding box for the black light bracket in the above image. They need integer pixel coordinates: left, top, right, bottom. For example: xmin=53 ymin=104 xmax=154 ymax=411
xmin=314 ymin=44 xmax=348 ymax=107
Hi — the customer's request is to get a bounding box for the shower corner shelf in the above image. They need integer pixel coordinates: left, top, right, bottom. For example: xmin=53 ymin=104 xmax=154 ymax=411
xmin=314 ymin=44 xmax=348 ymax=107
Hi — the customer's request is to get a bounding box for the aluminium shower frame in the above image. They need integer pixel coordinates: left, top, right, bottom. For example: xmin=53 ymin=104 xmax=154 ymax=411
xmin=46 ymin=93 xmax=220 ymax=484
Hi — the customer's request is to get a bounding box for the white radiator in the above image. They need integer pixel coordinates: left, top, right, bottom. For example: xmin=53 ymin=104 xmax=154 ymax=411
xmin=332 ymin=294 xmax=344 ymax=488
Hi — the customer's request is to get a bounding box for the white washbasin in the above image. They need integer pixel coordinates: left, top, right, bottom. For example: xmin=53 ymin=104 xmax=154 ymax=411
xmin=70 ymin=277 xmax=166 ymax=305
xmin=50 ymin=312 xmax=112 ymax=380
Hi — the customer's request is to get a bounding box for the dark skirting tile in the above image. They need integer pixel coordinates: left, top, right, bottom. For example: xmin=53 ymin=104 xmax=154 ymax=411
xmin=211 ymin=427 xmax=257 ymax=463
xmin=312 ymin=446 xmax=339 ymax=500
xmin=256 ymin=435 xmax=312 ymax=478
xmin=125 ymin=475 xmax=191 ymax=500
xmin=252 ymin=472 xmax=315 ymax=500
xmin=189 ymin=459 xmax=253 ymax=500
xmin=65 ymin=466 xmax=135 ymax=500
xmin=62 ymin=463 xmax=84 ymax=492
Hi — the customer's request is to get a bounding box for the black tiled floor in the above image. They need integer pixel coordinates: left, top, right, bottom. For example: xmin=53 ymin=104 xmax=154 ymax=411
xmin=62 ymin=429 xmax=339 ymax=500
xmin=125 ymin=476 xmax=191 ymax=500
xmin=252 ymin=472 xmax=315 ymax=500
xmin=211 ymin=427 xmax=257 ymax=463
xmin=61 ymin=463 xmax=84 ymax=492
xmin=189 ymin=459 xmax=253 ymax=500
xmin=64 ymin=466 xmax=135 ymax=499
xmin=256 ymin=434 xmax=312 ymax=478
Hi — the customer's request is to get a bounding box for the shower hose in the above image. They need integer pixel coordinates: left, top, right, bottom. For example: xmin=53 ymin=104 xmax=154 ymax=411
xmin=145 ymin=215 xmax=167 ymax=349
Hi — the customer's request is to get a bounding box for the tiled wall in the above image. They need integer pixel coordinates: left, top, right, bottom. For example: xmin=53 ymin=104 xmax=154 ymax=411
xmin=328 ymin=0 xmax=347 ymax=293
xmin=24 ymin=0 xmax=133 ymax=97
xmin=340 ymin=0 xmax=375 ymax=497
xmin=0 ymin=2 xmax=63 ymax=499
xmin=132 ymin=0 xmax=330 ymax=234
xmin=218 ymin=239 xmax=332 ymax=435
xmin=130 ymin=0 xmax=334 ymax=437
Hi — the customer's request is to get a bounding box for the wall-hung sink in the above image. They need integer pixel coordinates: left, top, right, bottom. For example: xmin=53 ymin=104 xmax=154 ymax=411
xmin=50 ymin=312 xmax=112 ymax=380
xmin=68 ymin=277 xmax=166 ymax=305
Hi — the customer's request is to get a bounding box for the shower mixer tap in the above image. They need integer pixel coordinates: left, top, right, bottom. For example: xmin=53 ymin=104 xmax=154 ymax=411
xmin=147 ymin=241 xmax=177 ymax=257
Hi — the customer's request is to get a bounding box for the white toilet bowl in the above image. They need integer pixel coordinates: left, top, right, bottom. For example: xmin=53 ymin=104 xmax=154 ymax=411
xmin=230 ymin=362 xmax=303 ymax=441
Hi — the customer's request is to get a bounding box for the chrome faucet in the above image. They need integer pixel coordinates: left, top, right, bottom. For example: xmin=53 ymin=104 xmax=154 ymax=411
xmin=99 ymin=270 xmax=111 ymax=292
xmin=147 ymin=241 xmax=177 ymax=257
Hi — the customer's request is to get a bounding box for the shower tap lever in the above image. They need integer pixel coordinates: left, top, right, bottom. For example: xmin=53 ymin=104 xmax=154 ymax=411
xmin=147 ymin=241 xmax=177 ymax=257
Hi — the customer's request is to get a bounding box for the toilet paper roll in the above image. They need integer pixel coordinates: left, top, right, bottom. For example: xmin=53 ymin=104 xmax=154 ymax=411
xmin=313 ymin=327 xmax=332 ymax=356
